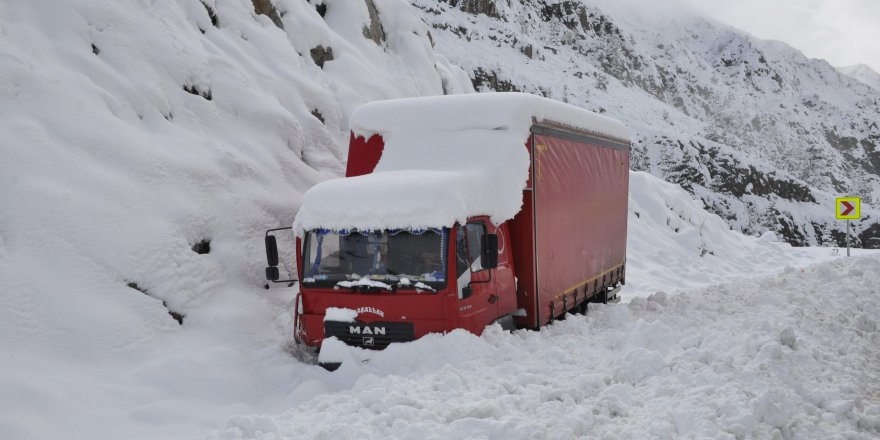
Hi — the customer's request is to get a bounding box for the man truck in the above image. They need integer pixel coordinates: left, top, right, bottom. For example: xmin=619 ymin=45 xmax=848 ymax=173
xmin=264 ymin=92 xmax=630 ymax=358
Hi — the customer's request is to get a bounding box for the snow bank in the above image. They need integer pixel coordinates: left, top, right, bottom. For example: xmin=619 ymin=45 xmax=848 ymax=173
xmin=215 ymin=254 xmax=880 ymax=439
xmin=621 ymin=171 xmax=840 ymax=296
xmin=295 ymin=93 xmax=630 ymax=231
xmin=0 ymin=0 xmax=471 ymax=438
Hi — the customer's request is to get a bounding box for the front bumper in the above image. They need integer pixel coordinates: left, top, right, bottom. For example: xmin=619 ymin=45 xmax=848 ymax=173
xmin=323 ymin=320 xmax=415 ymax=349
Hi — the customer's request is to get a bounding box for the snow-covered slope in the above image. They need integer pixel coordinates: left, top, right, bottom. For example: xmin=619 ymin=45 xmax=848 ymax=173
xmin=0 ymin=0 xmax=471 ymax=438
xmin=2 ymin=0 xmax=878 ymax=438
xmin=412 ymin=0 xmax=880 ymax=248
xmin=840 ymin=64 xmax=880 ymax=91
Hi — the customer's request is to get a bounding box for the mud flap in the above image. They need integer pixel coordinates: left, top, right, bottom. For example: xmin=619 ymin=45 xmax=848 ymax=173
xmin=319 ymin=361 xmax=341 ymax=371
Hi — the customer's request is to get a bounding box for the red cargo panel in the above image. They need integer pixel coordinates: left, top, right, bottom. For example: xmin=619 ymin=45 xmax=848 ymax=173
xmin=346 ymin=133 xmax=384 ymax=177
xmin=533 ymin=129 xmax=629 ymax=326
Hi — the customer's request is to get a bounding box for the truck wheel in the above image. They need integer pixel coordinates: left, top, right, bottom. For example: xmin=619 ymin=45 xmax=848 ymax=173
xmin=577 ymin=300 xmax=589 ymax=314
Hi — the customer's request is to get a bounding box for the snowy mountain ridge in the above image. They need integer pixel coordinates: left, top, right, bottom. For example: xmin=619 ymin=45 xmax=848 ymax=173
xmin=839 ymin=64 xmax=880 ymax=91
xmin=413 ymin=0 xmax=880 ymax=248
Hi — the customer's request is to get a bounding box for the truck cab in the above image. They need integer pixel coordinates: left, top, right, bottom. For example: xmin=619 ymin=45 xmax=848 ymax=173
xmin=294 ymin=217 xmax=517 ymax=349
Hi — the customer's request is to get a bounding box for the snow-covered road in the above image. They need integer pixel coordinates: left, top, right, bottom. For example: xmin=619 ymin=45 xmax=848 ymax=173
xmin=214 ymin=254 xmax=880 ymax=439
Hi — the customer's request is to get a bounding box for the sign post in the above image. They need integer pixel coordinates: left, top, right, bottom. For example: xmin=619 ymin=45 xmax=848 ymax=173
xmin=835 ymin=197 xmax=861 ymax=257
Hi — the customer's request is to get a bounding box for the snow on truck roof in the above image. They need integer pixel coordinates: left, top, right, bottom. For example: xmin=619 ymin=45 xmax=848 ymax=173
xmin=349 ymin=92 xmax=631 ymax=142
xmin=293 ymin=93 xmax=630 ymax=233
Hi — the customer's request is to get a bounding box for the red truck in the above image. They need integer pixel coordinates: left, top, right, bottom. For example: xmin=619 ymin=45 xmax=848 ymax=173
xmin=264 ymin=93 xmax=630 ymax=361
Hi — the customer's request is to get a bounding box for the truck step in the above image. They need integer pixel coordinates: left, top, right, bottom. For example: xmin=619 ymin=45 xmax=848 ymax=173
xmin=591 ymin=285 xmax=622 ymax=304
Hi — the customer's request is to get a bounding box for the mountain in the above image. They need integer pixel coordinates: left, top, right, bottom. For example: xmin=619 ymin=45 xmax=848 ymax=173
xmin=412 ymin=0 xmax=880 ymax=248
xmin=839 ymin=64 xmax=880 ymax=91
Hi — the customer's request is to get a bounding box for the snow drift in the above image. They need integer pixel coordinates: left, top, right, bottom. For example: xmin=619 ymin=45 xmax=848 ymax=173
xmin=215 ymin=254 xmax=880 ymax=439
xmin=0 ymin=0 xmax=471 ymax=438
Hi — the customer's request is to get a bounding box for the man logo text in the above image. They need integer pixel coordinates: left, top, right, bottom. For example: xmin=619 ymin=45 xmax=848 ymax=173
xmin=349 ymin=326 xmax=386 ymax=335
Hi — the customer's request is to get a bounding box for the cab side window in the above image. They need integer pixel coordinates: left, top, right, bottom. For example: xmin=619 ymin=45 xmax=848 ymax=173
xmin=456 ymin=222 xmax=487 ymax=278
xmin=455 ymin=225 xmax=469 ymax=279
xmin=466 ymin=223 xmax=486 ymax=272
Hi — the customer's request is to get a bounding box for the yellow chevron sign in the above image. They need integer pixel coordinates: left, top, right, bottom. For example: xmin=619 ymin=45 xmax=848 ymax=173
xmin=835 ymin=197 xmax=861 ymax=220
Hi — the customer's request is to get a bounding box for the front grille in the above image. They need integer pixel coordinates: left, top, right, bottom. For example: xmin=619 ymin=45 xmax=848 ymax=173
xmin=324 ymin=320 xmax=415 ymax=349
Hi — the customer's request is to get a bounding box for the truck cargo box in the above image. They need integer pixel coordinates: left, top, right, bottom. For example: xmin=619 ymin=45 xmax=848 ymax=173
xmin=509 ymin=124 xmax=630 ymax=328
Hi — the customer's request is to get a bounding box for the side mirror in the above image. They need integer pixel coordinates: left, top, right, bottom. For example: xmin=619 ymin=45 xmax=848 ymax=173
xmin=265 ymin=235 xmax=279 ymax=266
xmin=480 ymin=234 xmax=498 ymax=270
xmin=263 ymin=227 xmax=297 ymax=287
xmin=461 ymin=286 xmax=473 ymax=299
xmin=266 ymin=266 xmax=280 ymax=281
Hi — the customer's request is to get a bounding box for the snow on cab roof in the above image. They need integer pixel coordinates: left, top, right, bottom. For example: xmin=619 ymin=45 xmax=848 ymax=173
xmin=294 ymin=93 xmax=630 ymax=233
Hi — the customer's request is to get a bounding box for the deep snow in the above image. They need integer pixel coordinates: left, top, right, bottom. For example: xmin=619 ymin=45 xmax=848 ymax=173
xmin=2 ymin=0 xmax=879 ymax=439
xmin=0 ymin=0 xmax=470 ymax=438
xmin=214 ymin=254 xmax=880 ymax=440
xmin=3 ymin=163 xmax=875 ymax=439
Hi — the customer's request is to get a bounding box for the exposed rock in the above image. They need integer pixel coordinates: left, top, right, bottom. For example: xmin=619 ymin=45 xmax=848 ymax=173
xmin=310 ymin=45 xmax=334 ymax=68
xmin=191 ymin=239 xmax=211 ymax=255
xmin=200 ymin=1 xmax=218 ymax=27
xmin=859 ymin=221 xmax=880 ymax=249
xmin=127 ymin=282 xmax=185 ymax=325
xmin=442 ymin=0 xmax=503 ymax=19
xmin=471 ymin=67 xmax=520 ymax=92
xmin=252 ymin=0 xmax=283 ymax=29
xmin=362 ymin=0 xmax=386 ymax=46
xmin=183 ymin=84 xmax=212 ymax=101
xmin=311 ymin=109 xmax=325 ymax=124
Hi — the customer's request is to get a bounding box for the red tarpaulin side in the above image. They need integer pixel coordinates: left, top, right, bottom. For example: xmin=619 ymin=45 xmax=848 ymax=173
xmin=533 ymin=132 xmax=629 ymax=326
xmin=345 ymin=133 xmax=384 ymax=177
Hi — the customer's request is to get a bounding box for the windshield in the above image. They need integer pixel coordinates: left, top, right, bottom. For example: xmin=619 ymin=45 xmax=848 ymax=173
xmin=301 ymin=228 xmax=448 ymax=292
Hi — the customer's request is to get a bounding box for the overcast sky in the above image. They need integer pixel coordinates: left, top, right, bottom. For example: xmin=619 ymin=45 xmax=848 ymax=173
xmin=678 ymin=0 xmax=880 ymax=72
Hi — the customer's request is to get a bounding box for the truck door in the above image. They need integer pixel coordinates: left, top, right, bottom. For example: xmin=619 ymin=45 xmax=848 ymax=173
xmin=492 ymin=223 xmax=517 ymax=318
xmin=454 ymin=221 xmax=498 ymax=333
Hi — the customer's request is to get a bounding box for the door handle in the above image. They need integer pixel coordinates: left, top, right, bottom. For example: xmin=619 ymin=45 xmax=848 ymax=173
xmin=488 ymin=294 xmax=499 ymax=304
